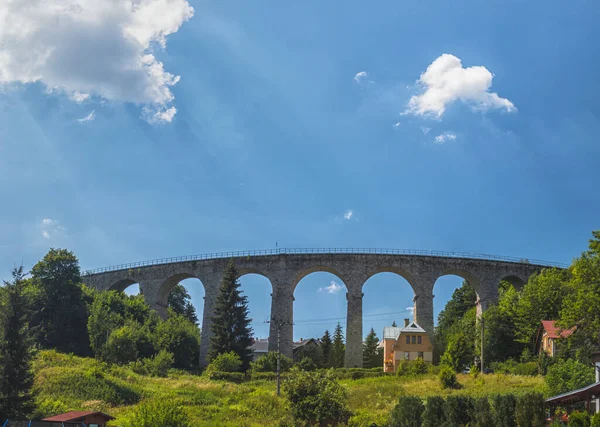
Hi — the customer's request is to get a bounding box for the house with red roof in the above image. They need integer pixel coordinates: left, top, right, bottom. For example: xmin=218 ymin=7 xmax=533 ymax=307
xmin=42 ymin=410 xmax=115 ymax=427
xmin=536 ymin=320 xmax=576 ymax=357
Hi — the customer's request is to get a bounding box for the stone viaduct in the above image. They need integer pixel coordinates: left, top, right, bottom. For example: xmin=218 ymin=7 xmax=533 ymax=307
xmin=82 ymin=249 xmax=563 ymax=368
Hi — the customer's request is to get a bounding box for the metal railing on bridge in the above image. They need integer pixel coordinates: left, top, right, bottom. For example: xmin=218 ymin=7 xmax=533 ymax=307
xmin=82 ymin=248 xmax=568 ymax=275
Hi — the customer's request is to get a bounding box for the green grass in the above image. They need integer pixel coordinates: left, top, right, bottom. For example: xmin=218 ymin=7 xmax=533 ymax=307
xmin=32 ymin=351 xmax=546 ymax=426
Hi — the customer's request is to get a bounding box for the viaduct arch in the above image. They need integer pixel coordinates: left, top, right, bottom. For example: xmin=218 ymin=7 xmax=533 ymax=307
xmin=82 ymin=249 xmax=564 ymax=368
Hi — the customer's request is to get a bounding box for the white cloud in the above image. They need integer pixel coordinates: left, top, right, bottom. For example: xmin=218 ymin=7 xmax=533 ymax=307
xmin=77 ymin=110 xmax=96 ymax=123
xmin=354 ymin=71 xmax=368 ymax=83
xmin=344 ymin=210 xmax=353 ymax=220
xmin=393 ymin=122 xmax=401 ymax=128
xmin=41 ymin=218 xmax=66 ymax=239
xmin=405 ymin=54 xmax=516 ymax=118
xmin=0 ymin=0 xmax=194 ymax=124
xmin=420 ymin=126 xmax=431 ymax=135
xmin=434 ymin=131 xmax=457 ymax=144
xmin=406 ymin=306 xmax=415 ymax=312
xmin=318 ymin=281 xmax=344 ymax=294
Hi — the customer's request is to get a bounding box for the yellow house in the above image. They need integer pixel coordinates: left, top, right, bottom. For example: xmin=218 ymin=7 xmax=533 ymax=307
xmin=383 ymin=319 xmax=433 ymax=372
xmin=536 ymin=320 xmax=575 ymax=357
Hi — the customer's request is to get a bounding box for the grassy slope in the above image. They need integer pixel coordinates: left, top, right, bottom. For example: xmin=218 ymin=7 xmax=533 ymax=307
xmin=32 ymin=351 xmax=546 ymax=426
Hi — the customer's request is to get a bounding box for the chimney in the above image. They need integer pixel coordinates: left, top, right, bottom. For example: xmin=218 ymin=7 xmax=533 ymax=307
xmin=404 ymin=319 xmax=410 ymax=327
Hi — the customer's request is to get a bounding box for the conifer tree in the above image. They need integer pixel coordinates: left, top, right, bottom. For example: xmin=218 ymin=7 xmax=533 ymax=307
xmin=331 ymin=322 xmax=346 ymax=368
xmin=392 ymin=320 xmax=397 ymax=327
xmin=208 ymin=261 xmax=253 ymax=370
xmin=321 ymin=330 xmax=333 ymax=367
xmin=363 ymin=327 xmax=380 ymax=368
xmin=0 ymin=266 xmax=35 ymax=420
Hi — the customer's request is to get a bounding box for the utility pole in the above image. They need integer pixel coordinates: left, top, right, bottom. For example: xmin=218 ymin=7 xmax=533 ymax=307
xmin=265 ymin=317 xmax=290 ymax=396
xmin=480 ymin=317 xmax=484 ymax=374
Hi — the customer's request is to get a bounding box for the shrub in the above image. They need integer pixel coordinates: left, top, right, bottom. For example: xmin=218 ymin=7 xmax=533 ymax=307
xmin=122 ymin=398 xmax=191 ymax=427
xmin=444 ymin=395 xmax=475 ymax=427
xmin=472 ymin=397 xmax=493 ymax=427
xmin=491 ymin=394 xmax=516 ymax=427
xmin=396 ymin=360 xmax=411 ymax=377
xmin=422 ymin=396 xmax=445 ymax=427
xmin=154 ymin=313 xmax=200 ymax=369
xmin=282 ymin=370 xmax=351 ymax=426
xmin=569 ymin=411 xmax=591 ymax=427
xmin=205 ymin=351 xmax=243 ymax=374
xmin=251 ymin=351 xmax=294 ymax=373
xmin=515 ymin=392 xmax=545 ymax=427
xmin=208 ymin=371 xmax=245 ymax=383
xmin=102 ymin=325 xmax=139 ymax=364
xmin=297 ymin=357 xmax=317 ymax=371
xmin=545 ymin=359 xmax=595 ymax=395
xmin=591 ymin=411 xmax=600 ymax=427
xmin=409 ymin=357 xmax=428 ymax=375
xmin=389 ymin=395 xmax=424 ymax=427
xmin=143 ymin=350 xmax=174 ymax=377
xmin=439 ymin=365 xmax=460 ymax=389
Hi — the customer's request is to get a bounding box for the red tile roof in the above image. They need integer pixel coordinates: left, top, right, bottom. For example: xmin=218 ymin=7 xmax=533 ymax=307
xmin=541 ymin=320 xmax=575 ymax=339
xmin=42 ymin=411 xmax=115 ymax=422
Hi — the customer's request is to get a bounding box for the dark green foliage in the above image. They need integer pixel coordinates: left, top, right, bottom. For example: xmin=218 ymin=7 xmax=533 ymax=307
xmin=0 ymin=266 xmax=35 ymax=420
xmin=591 ymin=411 xmax=600 ymax=427
xmin=155 ymin=312 xmax=200 ymax=369
xmin=208 ymin=371 xmax=245 ymax=383
xmin=331 ymin=323 xmax=346 ymax=368
xmin=167 ymin=283 xmax=198 ymax=324
xmin=122 ymin=398 xmax=191 ymax=427
xmin=435 ymin=282 xmax=477 ymax=351
xmin=422 ymin=396 xmax=445 ymax=427
xmin=363 ymin=328 xmax=380 ymax=368
xmin=297 ymin=356 xmax=317 ymax=371
xmin=491 ymin=394 xmax=516 ymax=427
xmin=321 ymin=330 xmax=333 ymax=367
xmin=294 ymin=341 xmax=324 ymax=368
xmin=544 ymin=358 xmax=595 ymax=395
xmin=102 ymin=325 xmax=139 ymax=364
xmin=27 ymin=248 xmax=90 ymax=355
xmin=409 ymin=357 xmax=428 ymax=375
xmin=490 ymin=360 xmax=539 ymax=376
xmin=389 ymin=395 xmax=424 ymax=427
xmin=515 ymin=392 xmax=545 ymax=427
xmin=250 ymin=351 xmax=293 ymax=373
xmin=569 ymin=411 xmax=591 ymax=427
xmin=438 ymin=365 xmax=459 ymax=389
xmin=134 ymin=350 xmax=174 ymax=377
xmin=205 ymin=351 xmax=243 ymax=373
xmin=208 ymin=260 xmax=254 ymax=370
xmin=282 ymin=370 xmax=351 ymax=426
xmin=472 ymin=397 xmax=493 ymax=427
xmin=444 ymin=395 xmax=474 ymax=427
xmin=439 ymin=307 xmax=477 ymax=371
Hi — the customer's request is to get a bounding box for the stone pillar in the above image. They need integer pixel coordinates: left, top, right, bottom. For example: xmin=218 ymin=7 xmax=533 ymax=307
xmin=139 ymin=279 xmax=168 ymax=318
xmin=268 ymin=288 xmax=294 ymax=360
xmin=413 ymin=291 xmax=434 ymax=336
xmin=198 ymin=283 xmax=218 ymax=368
xmin=345 ymin=291 xmax=364 ymax=368
xmin=476 ymin=281 xmax=499 ymax=318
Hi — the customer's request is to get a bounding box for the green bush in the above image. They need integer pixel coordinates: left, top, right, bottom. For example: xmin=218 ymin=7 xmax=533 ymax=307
xmin=409 ymin=357 xmax=428 ymax=375
xmin=444 ymin=395 xmax=474 ymax=427
xmin=251 ymin=351 xmax=294 ymax=373
xmin=154 ymin=313 xmax=200 ymax=369
xmin=545 ymin=359 xmax=595 ymax=395
xmin=472 ymin=397 xmax=493 ymax=427
xmin=569 ymin=411 xmax=591 ymax=427
xmin=389 ymin=395 xmax=424 ymax=427
xmin=297 ymin=356 xmax=317 ymax=371
xmin=396 ymin=360 xmax=411 ymax=377
xmin=591 ymin=411 xmax=600 ymax=427
xmin=490 ymin=360 xmax=538 ymax=376
xmin=282 ymin=370 xmax=351 ymax=425
xmin=205 ymin=351 xmax=243 ymax=374
xmin=515 ymin=392 xmax=545 ymax=427
xmin=102 ymin=325 xmax=139 ymax=364
xmin=122 ymin=398 xmax=191 ymax=427
xmin=208 ymin=371 xmax=245 ymax=383
xmin=439 ymin=365 xmax=460 ymax=389
xmin=422 ymin=396 xmax=445 ymax=427
xmin=491 ymin=394 xmax=516 ymax=427
xmin=143 ymin=350 xmax=174 ymax=377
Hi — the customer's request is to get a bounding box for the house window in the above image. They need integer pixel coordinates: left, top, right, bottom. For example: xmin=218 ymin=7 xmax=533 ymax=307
xmin=411 ymin=336 xmax=416 ymax=344
xmin=404 ymin=351 xmax=410 ymax=360
xmin=418 ymin=352 xmax=424 ymax=359
xmin=417 ymin=336 xmax=422 ymax=344
xmin=406 ymin=335 xmax=410 ymax=344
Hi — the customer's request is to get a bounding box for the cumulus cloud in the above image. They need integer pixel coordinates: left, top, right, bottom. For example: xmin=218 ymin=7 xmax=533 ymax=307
xmin=405 ymin=54 xmax=516 ymax=118
xmin=406 ymin=306 xmax=415 ymax=313
xmin=318 ymin=281 xmax=344 ymax=294
xmin=344 ymin=210 xmax=353 ymax=220
xmin=77 ymin=110 xmax=96 ymax=122
xmin=434 ymin=131 xmax=457 ymax=144
xmin=0 ymin=0 xmax=194 ymax=124
xmin=41 ymin=218 xmax=66 ymax=239
xmin=354 ymin=71 xmax=368 ymax=83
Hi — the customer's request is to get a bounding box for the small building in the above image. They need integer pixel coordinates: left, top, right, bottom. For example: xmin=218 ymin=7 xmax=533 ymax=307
xmin=536 ymin=320 xmax=575 ymax=357
xmin=250 ymin=338 xmax=269 ymax=361
xmin=293 ymin=338 xmax=321 ymax=362
xmin=42 ymin=411 xmax=115 ymax=427
xmin=382 ymin=319 xmax=433 ymax=372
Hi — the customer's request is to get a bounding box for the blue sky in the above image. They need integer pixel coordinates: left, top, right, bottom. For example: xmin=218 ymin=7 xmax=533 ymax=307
xmin=1 ymin=0 xmax=599 ymax=341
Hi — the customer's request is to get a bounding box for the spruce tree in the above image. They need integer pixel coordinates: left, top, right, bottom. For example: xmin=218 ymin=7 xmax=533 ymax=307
xmin=392 ymin=320 xmax=397 ymax=327
xmin=208 ymin=260 xmax=253 ymax=370
xmin=363 ymin=327 xmax=380 ymax=368
xmin=0 ymin=266 xmax=35 ymax=420
xmin=321 ymin=330 xmax=333 ymax=367
xmin=331 ymin=322 xmax=346 ymax=368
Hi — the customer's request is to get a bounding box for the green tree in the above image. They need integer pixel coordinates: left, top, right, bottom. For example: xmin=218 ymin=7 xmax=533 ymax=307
xmin=27 ymin=248 xmax=90 ymax=355
xmin=102 ymin=325 xmax=139 ymax=364
xmin=155 ymin=312 xmax=200 ymax=369
xmin=167 ymin=283 xmax=198 ymax=324
xmin=422 ymin=396 xmax=445 ymax=427
xmin=0 ymin=266 xmax=35 ymax=420
xmin=362 ymin=327 xmax=380 ymax=368
xmin=330 ymin=322 xmax=346 ymax=368
xmin=391 ymin=320 xmax=397 ymax=327
xmin=208 ymin=261 xmax=253 ymax=370
xmin=389 ymin=396 xmax=424 ymax=427
xmin=440 ymin=307 xmax=476 ymax=371
xmin=545 ymin=358 xmax=595 ymax=396
xmin=321 ymin=330 xmax=333 ymax=367
xmin=250 ymin=351 xmax=293 ymax=372
xmin=435 ymin=281 xmax=477 ymax=351
xmin=294 ymin=342 xmax=324 ymax=368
